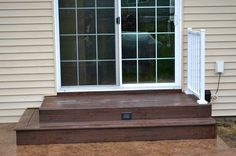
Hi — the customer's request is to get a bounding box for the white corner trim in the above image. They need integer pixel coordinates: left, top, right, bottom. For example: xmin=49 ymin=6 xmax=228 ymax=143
xmin=175 ymin=0 xmax=183 ymax=90
xmin=54 ymin=0 xmax=61 ymax=92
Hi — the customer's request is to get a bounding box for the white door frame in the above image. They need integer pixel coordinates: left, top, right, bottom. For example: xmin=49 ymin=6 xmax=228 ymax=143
xmin=54 ymin=0 xmax=182 ymax=92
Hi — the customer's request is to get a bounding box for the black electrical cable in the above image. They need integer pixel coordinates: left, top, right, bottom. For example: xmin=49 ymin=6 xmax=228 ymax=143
xmin=215 ymin=73 xmax=222 ymax=95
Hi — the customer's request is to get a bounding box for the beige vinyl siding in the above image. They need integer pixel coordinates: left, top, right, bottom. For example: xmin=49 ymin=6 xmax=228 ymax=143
xmin=0 ymin=0 xmax=56 ymax=123
xmin=183 ymin=0 xmax=236 ymax=116
xmin=1 ymin=0 xmax=236 ymax=123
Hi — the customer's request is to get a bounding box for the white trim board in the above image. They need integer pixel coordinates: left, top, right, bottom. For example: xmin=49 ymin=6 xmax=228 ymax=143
xmin=58 ymin=84 xmax=181 ymax=93
xmin=54 ymin=0 xmax=61 ymax=92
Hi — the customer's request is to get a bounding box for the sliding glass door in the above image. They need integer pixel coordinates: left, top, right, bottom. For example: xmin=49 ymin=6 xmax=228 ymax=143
xmin=58 ymin=0 xmax=177 ymax=89
xmin=59 ymin=0 xmax=116 ymax=86
xmin=121 ymin=0 xmax=175 ymax=84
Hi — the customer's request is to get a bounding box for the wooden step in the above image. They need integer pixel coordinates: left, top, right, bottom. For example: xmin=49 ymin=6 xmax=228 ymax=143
xmin=39 ymin=92 xmax=211 ymax=123
xmin=16 ymin=109 xmax=216 ymax=145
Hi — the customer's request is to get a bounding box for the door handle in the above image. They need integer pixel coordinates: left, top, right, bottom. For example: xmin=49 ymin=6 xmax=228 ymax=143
xmin=116 ymin=17 xmax=121 ymax=24
xmin=174 ymin=15 xmax=179 ymax=26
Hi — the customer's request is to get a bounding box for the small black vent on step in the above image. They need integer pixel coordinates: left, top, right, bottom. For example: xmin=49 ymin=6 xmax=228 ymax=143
xmin=121 ymin=112 xmax=132 ymax=120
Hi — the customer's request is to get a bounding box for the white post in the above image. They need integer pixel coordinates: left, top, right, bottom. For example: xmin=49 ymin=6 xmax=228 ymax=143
xmin=197 ymin=29 xmax=207 ymax=104
xmin=185 ymin=28 xmax=193 ymax=95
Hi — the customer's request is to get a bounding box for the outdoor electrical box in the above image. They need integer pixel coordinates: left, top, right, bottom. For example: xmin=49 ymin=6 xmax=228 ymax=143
xmin=215 ymin=61 xmax=224 ymax=73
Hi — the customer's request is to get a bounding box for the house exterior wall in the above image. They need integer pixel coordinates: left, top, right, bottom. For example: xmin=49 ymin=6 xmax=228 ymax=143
xmin=0 ymin=0 xmax=56 ymax=123
xmin=0 ymin=0 xmax=236 ymax=122
xmin=183 ymin=0 xmax=236 ymax=116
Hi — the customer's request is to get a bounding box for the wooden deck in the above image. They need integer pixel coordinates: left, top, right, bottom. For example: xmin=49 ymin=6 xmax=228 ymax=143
xmin=16 ymin=91 xmax=216 ymax=145
xmin=39 ymin=91 xmax=211 ymax=123
xmin=44 ymin=91 xmax=198 ymax=109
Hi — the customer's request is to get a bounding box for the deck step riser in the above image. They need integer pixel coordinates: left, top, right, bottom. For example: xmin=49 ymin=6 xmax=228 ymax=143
xmin=16 ymin=92 xmax=217 ymax=145
xmin=39 ymin=106 xmax=211 ymax=123
xmin=16 ymin=125 xmax=216 ymax=145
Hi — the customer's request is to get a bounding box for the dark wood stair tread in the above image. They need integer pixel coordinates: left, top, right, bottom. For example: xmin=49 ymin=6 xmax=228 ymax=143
xmin=39 ymin=92 xmax=211 ymax=123
xmin=16 ymin=109 xmax=216 ymax=131
xmin=41 ymin=118 xmax=216 ymax=129
xmin=16 ymin=92 xmax=217 ymax=145
xmin=16 ymin=108 xmax=217 ymax=145
xmin=41 ymin=92 xmax=200 ymax=110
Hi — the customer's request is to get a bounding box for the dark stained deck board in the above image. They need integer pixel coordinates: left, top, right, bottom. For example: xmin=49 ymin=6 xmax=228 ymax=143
xmin=40 ymin=118 xmax=216 ymax=130
xmin=41 ymin=92 xmax=199 ymax=110
xmin=15 ymin=108 xmax=35 ymax=129
xmin=39 ymin=92 xmax=211 ymax=123
xmin=16 ymin=91 xmax=217 ymax=145
xmin=28 ymin=109 xmax=39 ymax=129
xmin=16 ymin=109 xmax=216 ymax=145
xmin=17 ymin=125 xmax=217 ymax=145
xmin=39 ymin=105 xmax=211 ymax=123
xmin=16 ymin=111 xmax=216 ymax=145
xmin=17 ymin=109 xmax=215 ymax=130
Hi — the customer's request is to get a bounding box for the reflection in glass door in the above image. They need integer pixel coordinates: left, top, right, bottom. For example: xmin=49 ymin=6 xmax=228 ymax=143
xmin=58 ymin=0 xmax=176 ymax=88
xmin=59 ymin=0 xmax=116 ymax=86
xmin=121 ymin=0 xmax=175 ymax=84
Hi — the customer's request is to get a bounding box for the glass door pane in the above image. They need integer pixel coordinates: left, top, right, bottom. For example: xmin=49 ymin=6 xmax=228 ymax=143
xmin=59 ymin=0 xmax=116 ymax=86
xmin=59 ymin=0 xmax=176 ymax=88
xmin=121 ymin=0 xmax=175 ymax=84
